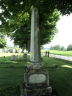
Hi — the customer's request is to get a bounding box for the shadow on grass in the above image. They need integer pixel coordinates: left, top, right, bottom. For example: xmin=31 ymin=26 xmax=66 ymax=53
xmin=41 ymin=56 xmax=72 ymax=96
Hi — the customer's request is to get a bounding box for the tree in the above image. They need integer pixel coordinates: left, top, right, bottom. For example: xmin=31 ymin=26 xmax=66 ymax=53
xmin=0 ymin=6 xmax=60 ymax=48
xmin=50 ymin=45 xmax=61 ymax=50
xmin=61 ymin=46 xmax=65 ymax=51
xmin=0 ymin=33 xmax=6 ymax=48
xmin=67 ymin=44 xmax=72 ymax=51
xmin=0 ymin=0 xmax=72 ymax=48
xmin=41 ymin=45 xmax=44 ymax=50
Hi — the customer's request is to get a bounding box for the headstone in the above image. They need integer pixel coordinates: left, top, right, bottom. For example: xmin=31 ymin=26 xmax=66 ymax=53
xmin=19 ymin=49 xmax=22 ymax=54
xmin=13 ymin=49 xmax=15 ymax=53
xmin=11 ymin=55 xmax=16 ymax=61
xmin=23 ymin=53 xmax=27 ymax=61
xmin=23 ymin=8 xmax=52 ymax=96
xmin=23 ymin=49 xmax=27 ymax=61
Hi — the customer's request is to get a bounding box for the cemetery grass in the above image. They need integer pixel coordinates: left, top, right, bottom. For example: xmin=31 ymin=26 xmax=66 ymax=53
xmin=0 ymin=53 xmax=72 ymax=96
xmin=41 ymin=49 xmax=72 ymax=57
xmin=0 ymin=53 xmax=30 ymax=96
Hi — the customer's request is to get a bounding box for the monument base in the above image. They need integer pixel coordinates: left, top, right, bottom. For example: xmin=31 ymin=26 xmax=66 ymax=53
xmin=23 ymin=64 xmax=52 ymax=96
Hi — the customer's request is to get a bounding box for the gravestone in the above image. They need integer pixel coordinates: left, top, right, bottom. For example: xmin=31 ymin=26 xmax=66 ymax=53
xmin=13 ymin=49 xmax=15 ymax=53
xmin=19 ymin=49 xmax=22 ymax=54
xmin=11 ymin=55 xmax=16 ymax=61
xmin=23 ymin=49 xmax=27 ymax=61
xmin=23 ymin=8 xmax=52 ymax=96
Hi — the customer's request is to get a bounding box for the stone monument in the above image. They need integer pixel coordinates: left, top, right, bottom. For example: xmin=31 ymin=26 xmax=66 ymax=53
xmin=23 ymin=8 xmax=52 ymax=96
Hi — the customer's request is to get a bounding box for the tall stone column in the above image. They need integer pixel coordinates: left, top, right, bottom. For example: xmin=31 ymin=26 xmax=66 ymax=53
xmin=29 ymin=8 xmax=42 ymax=69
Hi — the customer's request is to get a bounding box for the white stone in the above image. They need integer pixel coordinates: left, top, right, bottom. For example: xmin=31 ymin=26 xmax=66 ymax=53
xmin=13 ymin=49 xmax=15 ymax=53
xmin=0 ymin=49 xmax=2 ymax=52
xmin=30 ymin=8 xmax=41 ymax=63
xmin=11 ymin=55 xmax=16 ymax=61
xmin=29 ymin=74 xmax=46 ymax=84
xmin=24 ymin=49 xmax=27 ymax=53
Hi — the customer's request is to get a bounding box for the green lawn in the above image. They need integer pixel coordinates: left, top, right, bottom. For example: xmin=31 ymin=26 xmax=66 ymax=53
xmin=41 ymin=49 xmax=72 ymax=57
xmin=0 ymin=53 xmax=72 ymax=96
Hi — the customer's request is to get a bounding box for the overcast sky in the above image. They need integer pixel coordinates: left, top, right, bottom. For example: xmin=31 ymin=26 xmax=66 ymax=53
xmin=44 ymin=14 xmax=72 ymax=48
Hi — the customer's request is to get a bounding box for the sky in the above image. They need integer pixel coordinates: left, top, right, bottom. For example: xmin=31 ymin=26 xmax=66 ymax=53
xmin=0 ymin=8 xmax=72 ymax=48
xmin=43 ymin=14 xmax=72 ymax=48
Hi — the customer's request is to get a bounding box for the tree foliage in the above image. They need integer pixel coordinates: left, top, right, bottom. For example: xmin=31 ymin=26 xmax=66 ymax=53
xmin=67 ymin=44 xmax=72 ymax=51
xmin=0 ymin=33 xmax=7 ymax=48
xmin=0 ymin=0 xmax=72 ymax=47
xmin=50 ymin=45 xmax=66 ymax=51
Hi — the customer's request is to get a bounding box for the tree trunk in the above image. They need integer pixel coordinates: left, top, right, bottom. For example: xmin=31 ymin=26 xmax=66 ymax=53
xmin=27 ymin=40 xmax=30 ymax=53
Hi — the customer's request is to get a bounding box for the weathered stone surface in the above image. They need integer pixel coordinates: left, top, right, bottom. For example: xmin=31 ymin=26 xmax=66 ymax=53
xmin=30 ymin=7 xmax=41 ymax=63
xmin=23 ymin=66 xmax=52 ymax=96
xmin=23 ymin=7 xmax=52 ymax=96
xmin=23 ymin=54 xmax=27 ymax=61
xmin=29 ymin=74 xmax=46 ymax=84
xmin=11 ymin=55 xmax=16 ymax=61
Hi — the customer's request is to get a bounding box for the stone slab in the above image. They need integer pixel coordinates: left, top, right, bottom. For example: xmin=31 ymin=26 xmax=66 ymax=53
xmin=11 ymin=55 xmax=16 ymax=61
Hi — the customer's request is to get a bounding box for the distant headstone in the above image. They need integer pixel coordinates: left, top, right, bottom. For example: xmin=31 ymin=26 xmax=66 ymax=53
xmin=23 ymin=53 xmax=27 ymax=61
xmin=19 ymin=49 xmax=22 ymax=53
xmin=24 ymin=49 xmax=27 ymax=53
xmin=13 ymin=49 xmax=15 ymax=53
xmin=11 ymin=55 xmax=16 ymax=61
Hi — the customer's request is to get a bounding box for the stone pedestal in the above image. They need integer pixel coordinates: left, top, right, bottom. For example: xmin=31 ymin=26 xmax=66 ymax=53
xmin=23 ymin=54 xmax=27 ymax=61
xmin=23 ymin=66 xmax=52 ymax=96
xmin=11 ymin=55 xmax=16 ymax=61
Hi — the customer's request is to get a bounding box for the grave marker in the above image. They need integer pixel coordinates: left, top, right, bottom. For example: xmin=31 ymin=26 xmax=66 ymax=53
xmin=23 ymin=8 xmax=52 ymax=96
